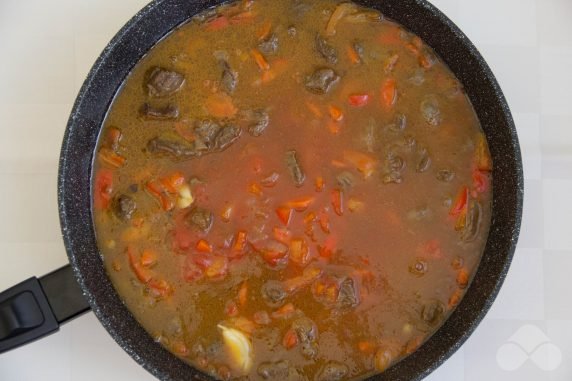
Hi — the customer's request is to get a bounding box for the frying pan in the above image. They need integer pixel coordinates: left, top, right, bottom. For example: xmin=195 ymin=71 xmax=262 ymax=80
xmin=0 ymin=0 xmax=523 ymax=380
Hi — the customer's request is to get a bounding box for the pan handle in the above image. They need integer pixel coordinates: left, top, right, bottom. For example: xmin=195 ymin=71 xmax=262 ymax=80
xmin=0 ymin=265 xmax=91 ymax=354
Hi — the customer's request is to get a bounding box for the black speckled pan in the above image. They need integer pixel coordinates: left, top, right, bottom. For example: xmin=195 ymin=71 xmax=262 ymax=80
xmin=56 ymin=0 xmax=523 ymax=380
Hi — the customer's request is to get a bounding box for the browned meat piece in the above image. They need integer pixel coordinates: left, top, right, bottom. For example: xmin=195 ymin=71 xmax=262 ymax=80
xmin=146 ymin=67 xmax=185 ymax=97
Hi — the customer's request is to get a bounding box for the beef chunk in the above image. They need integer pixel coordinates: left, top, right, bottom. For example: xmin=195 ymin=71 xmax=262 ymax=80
xmin=186 ymin=207 xmax=214 ymax=233
xmin=112 ymin=194 xmax=136 ymax=221
xmin=140 ymin=103 xmax=179 ymax=120
xmin=315 ymin=34 xmax=338 ymax=64
xmin=317 ymin=362 xmax=349 ymax=381
xmin=285 ymin=150 xmax=305 ymax=187
xmin=215 ymin=125 xmax=242 ymax=150
xmin=246 ymin=109 xmax=270 ymax=137
xmin=305 ymin=68 xmax=340 ymax=94
xmin=147 ymin=136 xmax=199 ymax=158
xmin=421 ymin=300 xmax=444 ymax=325
xmin=220 ymin=61 xmax=238 ymax=94
xmin=146 ymin=67 xmax=185 ymax=97
xmin=261 ymin=281 xmax=287 ymax=307
xmin=194 ymin=119 xmax=222 ymax=150
xmin=258 ymin=34 xmax=279 ymax=55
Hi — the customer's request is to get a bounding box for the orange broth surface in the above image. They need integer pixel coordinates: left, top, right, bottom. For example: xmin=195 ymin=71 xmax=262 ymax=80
xmin=92 ymin=0 xmax=493 ymax=380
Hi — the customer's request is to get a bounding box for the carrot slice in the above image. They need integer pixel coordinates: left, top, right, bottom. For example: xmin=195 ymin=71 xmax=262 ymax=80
xmin=315 ymin=176 xmax=325 ymax=192
xmin=205 ymin=92 xmax=238 ymax=118
xmin=331 ymin=189 xmax=344 ymax=216
xmin=98 ymin=148 xmax=126 ymax=169
xmin=272 ymin=303 xmax=296 ymax=319
xmin=232 ymin=231 xmax=248 ymax=253
xmin=257 ymin=20 xmax=272 ymax=40
xmin=160 ymin=171 xmax=185 ymax=193
xmin=328 ymin=105 xmax=344 ymax=122
xmin=127 ymin=246 xmax=152 ymax=283
xmin=238 ymin=281 xmax=248 ymax=307
xmin=450 ymin=186 xmax=469 ymax=216
xmin=283 ymin=328 xmax=299 ymax=349
xmin=286 ymin=196 xmax=315 ymax=212
xmin=381 ymin=78 xmax=397 ymax=108
xmin=347 ymin=45 xmax=361 ymax=65
xmin=196 ymin=239 xmax=213 ymax=253
xmin=251 ymin=49 xmax=270 ymax=71
xmin=276 ymin=207 xmax=293 ymax=226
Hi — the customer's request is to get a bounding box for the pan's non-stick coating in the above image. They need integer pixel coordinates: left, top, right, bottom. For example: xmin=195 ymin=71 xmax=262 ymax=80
xmin=58 ymin=1 xmax=523 ymax=380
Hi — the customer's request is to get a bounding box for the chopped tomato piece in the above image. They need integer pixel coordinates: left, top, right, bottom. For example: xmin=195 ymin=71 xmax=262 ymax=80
xmin=348 ymin=93 xmax=370 ymax=107
xmin=225 ymin=300 xmax=239 ymax=317
xmin=94 ymin=168 xmax=114 ymax=210
xmin=283 ymin=328 xmax=299 ymax=349
xmin=260 ymin=241 xmax=289 ymax=267
xmin=273 ymin=227 xmax=292 ymax=244
xmin=205 ymin=16 xmax=230 ymax=31
xmin=318 ymin=235 xmax=338 ymax=259
xmin=183 ymin=258 xmax=203 ymax=282
xmin=331 ymin=189 xmax=344 ymax=216
xmin=472 ymin=170 xmax=489 ymax=194
xmin=450 ymin=186 xmax=469 ymax=216
xmin=196 ymin=239 xmax=213 ymax=253
xmin=381 ymin=78 xmax=397 ymax=108
xmin=276 ymin=206 xmax=293 ymax=226
xmin=148 ymin=279 xmax=172 ymax=298
xmin=286 ymin=196 xmax=315 ymax=212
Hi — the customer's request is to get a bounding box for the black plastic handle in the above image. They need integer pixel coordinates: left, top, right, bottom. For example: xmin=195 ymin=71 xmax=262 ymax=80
xmin=0 ymin=265 xmax=91 ymax=354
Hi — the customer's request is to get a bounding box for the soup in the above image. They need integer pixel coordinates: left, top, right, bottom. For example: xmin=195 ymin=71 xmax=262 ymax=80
xmin=92 ymin=0 xmax=493 ymax=379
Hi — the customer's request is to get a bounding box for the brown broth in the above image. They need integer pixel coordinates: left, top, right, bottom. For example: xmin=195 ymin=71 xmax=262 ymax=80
xmin=92 ymin=0 xmax=493 ymax=380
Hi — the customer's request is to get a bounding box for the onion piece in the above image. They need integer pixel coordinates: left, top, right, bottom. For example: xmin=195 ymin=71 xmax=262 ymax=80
xmin=325 ymin=3 xmax=357 ymax=36
xmin=218 ymin=325 xmax=253 ymax=373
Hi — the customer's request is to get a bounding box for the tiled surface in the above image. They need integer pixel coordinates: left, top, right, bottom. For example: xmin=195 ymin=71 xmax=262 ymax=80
xmin=0 ymin=0 xmax=570 ymax=380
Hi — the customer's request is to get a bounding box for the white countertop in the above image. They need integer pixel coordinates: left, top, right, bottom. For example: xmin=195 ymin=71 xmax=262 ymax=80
xmin=0 ymin=0 xmax=570 ymax=380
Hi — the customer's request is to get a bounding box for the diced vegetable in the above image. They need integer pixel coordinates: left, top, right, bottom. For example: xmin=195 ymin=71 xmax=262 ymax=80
xmin=283 ymin=328 xmax=299 ymax=349
xmin=347 ymin=198 xmax=364 ymax=213
xmin=328 ymin=105 xmax=344 ymax=122
xmin=196 ymin=239 xmax=213 ymax=253
xmin=276 ymin=207 xmax=293 ymax=226
xmin=348 ymin=93 xmax=370 ymax=107
xmin=94 ymin=169 xmax=114 ymax=210
xmin=286 ymin=196 xmax=315 ymax=212
xmin=127 ymin=246 xmax=152 ymax=283
xmin=475 ymin=133 xmax=493 ymax=171
xmin=251 ymin=49 xmax=270 ymax=71
xmin=272 ymin=303 xmax=296 ymax=319
xmin=176 ymin=184 xmax=194 ymax=209
xmin=98 ymin=148 xmax=126 ymax=169
xmin=450 ymin=186 xmax=469 ymax=216
xmin=325 ymin=2 xmax=357 ymax=36
xmin=232 ymin=231 xmax=248 ymax=253
xmin=238 ymin=281 xmax=248 ymax=307
xmin=289 ymin=238 xmax=310 ymax=267
xmin=273 ymin=227 xmax=292 ymax=244
xmin=315 ymin=176 xmax=325 ymax=192
xmin=218 ymin=325 xmax=253 ymax=373
xmin=381 ymin=78 xmax=397 ymax=108
xmin=331 ymin=189 xmax=344 ymax=216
